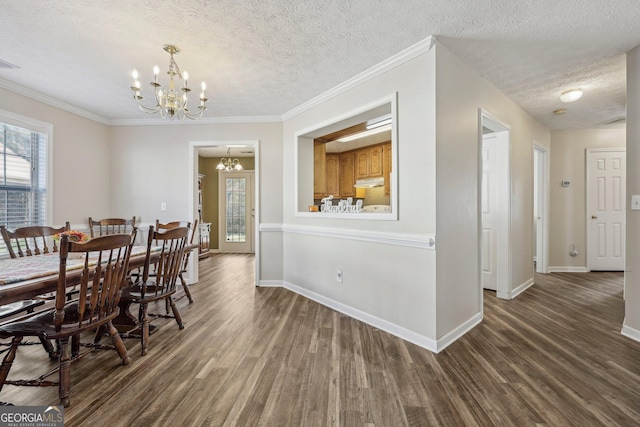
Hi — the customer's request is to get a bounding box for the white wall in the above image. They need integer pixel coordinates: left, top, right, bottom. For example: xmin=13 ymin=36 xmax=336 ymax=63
xmin=282 ymin=46 xmax=439 ymax=345
xmin=0 ymin=87 xmax=111 ymax=227
xmin=108 ymin=122 xmax=284 ymax=281
xmin=281 ymin=40 xmax=553 ymax=351
xmin=624 ymin=45 xmax=640 ymax=340
xmin=434 ymin=43 xmax=551 ymax=336
xmin=549 ymin=127 xmax=626 ymax=270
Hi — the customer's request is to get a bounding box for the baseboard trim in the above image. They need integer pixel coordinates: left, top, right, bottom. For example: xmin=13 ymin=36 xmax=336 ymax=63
xmin=498 ymin=277 xmax=534 ymax=300
xmin=257 ymin=279 xmax=482 ymax=353
xmin=258 ymin=280 xmax=283 ymax=287
xmin=621 ymin=323 xmax=640 ymax=343
xmin=283 ymin=281 xmax=439 ymax=352
xmin=435 ymin=312 xmax=483 ymax=353
xmin=512 ymin=277 xmax=535 ymax=298
xmin=548 ymin=266 xmax=589 ymax=273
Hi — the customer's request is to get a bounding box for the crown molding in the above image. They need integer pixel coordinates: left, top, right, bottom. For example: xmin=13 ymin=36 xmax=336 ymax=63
xmin=0 ymin=78 xmax=110 ymax=125
xmin=281 ymin=36 xmax=435 ymax=121
xmin=0 ymin=77 xmax=279 ymax=126
xmin=108 ymin=115 xmax=282 ymax=126
xmin=0 ymin=35 xmax=436 ymax=127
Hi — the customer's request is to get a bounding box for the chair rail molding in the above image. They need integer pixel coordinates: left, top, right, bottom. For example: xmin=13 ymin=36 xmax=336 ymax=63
xmin=259 ymin=223 xmax=435 ymax=249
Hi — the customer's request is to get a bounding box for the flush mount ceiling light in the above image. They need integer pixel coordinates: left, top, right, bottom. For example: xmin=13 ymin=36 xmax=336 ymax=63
xmin=560 ymin=88 xmax=583 ymax=103
xmin=130 ymin=44 xmax=208 ymax=120
xmin=336 ymin=123 xmax=392 ymax=143
xmin=366 ymin=114 xmax=392 ymax=130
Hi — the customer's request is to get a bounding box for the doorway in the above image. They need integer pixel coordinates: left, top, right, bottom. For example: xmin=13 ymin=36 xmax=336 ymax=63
xmin=534 ymin=144 xmax=549 ymax=273
xmin=480 ymin=111 xmax=511 ymax=299
xmin=188 ymin=140 xmax=260 ymax=286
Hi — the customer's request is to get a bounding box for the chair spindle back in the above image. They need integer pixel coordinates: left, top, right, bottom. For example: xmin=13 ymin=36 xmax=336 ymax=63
xmin=0 ymin=222 xmax=70 ymax=258
xmin=140 ymin=225 xmax=189 ymax=298
xmin=88 ymin=217 xmax=136 ymax=238
xmin=56 ymin=230 xmax=137 ymax=331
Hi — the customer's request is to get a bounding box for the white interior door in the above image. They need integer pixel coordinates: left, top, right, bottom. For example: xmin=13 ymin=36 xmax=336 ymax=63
xmin=482 ymin=134 xmax=498 ymax=291
xmin=587 ymin=149 xmax=626 ymax=271
xmin=534 ymin=145 xmax=549 ymax=273
xmin=219 ymin=171 xmax=254 ymax=253
xmin=480 ymin=114 xmax=510 ymax=299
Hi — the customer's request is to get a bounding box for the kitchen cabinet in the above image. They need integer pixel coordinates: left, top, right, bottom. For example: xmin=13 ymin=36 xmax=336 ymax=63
xmin=313 ymin=141 xmax=327 ymax=199
xmin=355 ymin=150 xmax=369 ymax=180
xmin=314 ymin=142 xmax=389 ymax=200
xmin=383 ymin=142 xmax=392 ymax=196
xmin=339 ymin=153 xmax=355 ymax=197
xmin=355 ymin=145 xmax=384 ymax=180
xmin=326 ymin=154 xmax=340 ymax=197
xmin=370 ymin=145 xmax=384 ymax=177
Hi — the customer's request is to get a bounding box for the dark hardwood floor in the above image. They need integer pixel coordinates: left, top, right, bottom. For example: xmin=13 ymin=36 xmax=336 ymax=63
xmin=2 ymin=256 xmax=639 ymax=426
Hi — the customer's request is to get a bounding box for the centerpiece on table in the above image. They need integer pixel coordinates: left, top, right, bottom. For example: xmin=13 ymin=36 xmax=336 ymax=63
xmin=52 ymin=230 xmax=90 ymax=243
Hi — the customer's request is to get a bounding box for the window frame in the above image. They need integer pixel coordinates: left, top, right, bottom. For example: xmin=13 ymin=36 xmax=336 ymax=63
xmin=0 ymin=108 xmax=54 ymax=231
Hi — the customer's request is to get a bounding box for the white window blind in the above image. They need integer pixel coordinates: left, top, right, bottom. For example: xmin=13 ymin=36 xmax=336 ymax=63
xmin=0 ymin=118 xmax=49 ymax=255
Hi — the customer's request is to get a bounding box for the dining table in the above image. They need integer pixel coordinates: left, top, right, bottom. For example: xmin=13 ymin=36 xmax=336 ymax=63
xmin=0 ymin=245 xmax=158 ymax=306
xmin=0 ymin=243 xmax=199 ymax=334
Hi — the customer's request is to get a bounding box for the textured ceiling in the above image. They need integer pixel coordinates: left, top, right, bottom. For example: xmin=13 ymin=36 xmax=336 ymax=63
xmin=0 ymin=0 xmax=639 ymax=129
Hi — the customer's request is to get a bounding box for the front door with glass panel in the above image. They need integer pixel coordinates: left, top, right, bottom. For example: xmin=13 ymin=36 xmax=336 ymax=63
xmin=218 ymin=171 xmax=254 ymax=253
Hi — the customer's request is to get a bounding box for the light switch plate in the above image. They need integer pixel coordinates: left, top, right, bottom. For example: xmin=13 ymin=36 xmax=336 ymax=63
xmin=632 ymin=195 xmax=640 ymax=211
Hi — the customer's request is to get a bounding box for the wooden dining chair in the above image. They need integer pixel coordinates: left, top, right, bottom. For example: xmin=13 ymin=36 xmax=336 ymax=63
xmin=88 ymin=217 xmax=135 ymax=238
xmin=119 ymin=225 xmax=188 ymax=356
xmin=0 ymin=230 xmax=137 ymax=407
xmin=0 ymin=222 xmax=70 ymax=258
xmin=0 ymin=222 xmax=71 ymax=358
xmin=155 ymin=219 xmax=198 ymax=303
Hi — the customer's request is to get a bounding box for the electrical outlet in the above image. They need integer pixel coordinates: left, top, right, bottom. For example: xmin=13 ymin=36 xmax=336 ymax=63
xmin=160 ymin=202 xmax=167 ymax=211
xmin=336 ymin=269 xmax=343 ymax=283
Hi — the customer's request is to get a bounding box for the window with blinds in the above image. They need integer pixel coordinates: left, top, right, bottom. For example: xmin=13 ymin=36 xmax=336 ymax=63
xmin=0 ymin=117 xmax=49 ymax=255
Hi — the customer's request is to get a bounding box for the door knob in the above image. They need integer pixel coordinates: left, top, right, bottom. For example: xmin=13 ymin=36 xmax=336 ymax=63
xmin=592 ymin=215 xmax=598 ymax=219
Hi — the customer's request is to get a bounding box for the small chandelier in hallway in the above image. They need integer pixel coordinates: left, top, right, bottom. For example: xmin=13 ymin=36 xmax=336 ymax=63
xmin=216 ymin=148 xmax=243 ymax=172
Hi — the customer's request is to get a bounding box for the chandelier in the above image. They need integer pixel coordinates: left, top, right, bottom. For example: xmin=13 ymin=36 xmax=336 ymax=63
xmin=216 ymin=148 xmax=243 ymax=171
xmin=130 ymin=44 xmax=208 ymax=120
